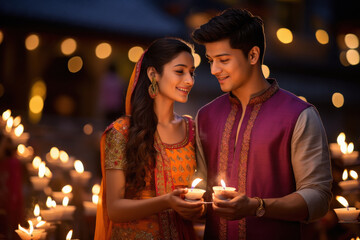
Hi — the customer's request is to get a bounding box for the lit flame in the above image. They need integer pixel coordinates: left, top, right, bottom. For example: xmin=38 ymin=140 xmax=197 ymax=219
xmin=50 ymin=147 xmax=59 ymax=159
xmin=28 ymin=220 xmax=33 ymax=235
xmin=337 ymin=132 xmax=346 ymax=145
xmin=336 ymin=195 xmax=349 ymax=208
xmin=340 ymin=142 xmax=348 ymax=154
xmin=74 ymin=160 xmax=84 ymax=173
xmin=13 ymin=116 xmax=21 ymax=127
xmin=17 ymin=144 xmax=26 ymax=154
xmin=342 ymin=169 xmax=348 ymax=181
xmin=45 ymin=167 xmax=52 ymax=178
xmin=348 ymin=142 xmax=354 ymax=154
xmin=62 ymin=196 xmax=69 ymax=206
xmin=36 ymin=216 xmax=42 ymax=222
xmin=14 ymin=124 xmax=24 ymax=137
xmin=2 ymin=109 xmax=11 ymax=121
xmin=92 ymin=194 xmax=99 ymax=204
xmin=34 ymin=204 xmax=40 ymax=217
xmin=18 ymin=224 xmax=29 ymax=235
xmin=66 ymin=229 xmax=73 ymax=240
xmin=6 ymin=116 xmax=13 ymax=128
xmin=59 ymin=150 xmax=69 ymax=163
xmin=38 ymin=162 xmax=46 ymax=178
xmin=349 ymin=170 xmax=358 ymax=180
xmin=46 ymin=196 xmax=52 ymax=208
xmin=62 ymin=185 xmax=72 ymax=194
xmin=221 ymin=179 xmax=226 ymax=189
xmin=51 ymin=200 xmax=57 ymax=208
xmin=191 ymin=178 xmax=203 ymax=189
xmin=92 ymin=184 xmax=100 ymax=195
xmin=36 ymin=221 xmax=45 ymax=228
xmin=32 ymin=156 xmax=42 ymax=169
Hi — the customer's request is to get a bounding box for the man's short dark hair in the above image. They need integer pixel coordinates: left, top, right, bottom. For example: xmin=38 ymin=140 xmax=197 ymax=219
xmin=192 ymin=8 xmax=266 ymax=64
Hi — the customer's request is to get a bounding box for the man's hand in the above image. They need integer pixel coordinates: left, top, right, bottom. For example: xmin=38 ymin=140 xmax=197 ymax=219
xmin=212 ymin=191 xmax=258 ymax=220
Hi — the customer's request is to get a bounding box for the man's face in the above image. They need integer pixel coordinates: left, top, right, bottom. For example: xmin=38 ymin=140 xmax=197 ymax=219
xmin=205 ymin=39 xmax=252 ymax=93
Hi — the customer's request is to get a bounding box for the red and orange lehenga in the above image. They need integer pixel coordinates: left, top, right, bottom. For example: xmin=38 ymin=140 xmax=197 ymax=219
xmin=95 ymin=115 xmax=197 ymax=240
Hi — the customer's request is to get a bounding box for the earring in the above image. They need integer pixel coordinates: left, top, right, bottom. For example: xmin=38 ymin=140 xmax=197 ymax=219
xmin=148 ymin=77 xmax=159 ymax=98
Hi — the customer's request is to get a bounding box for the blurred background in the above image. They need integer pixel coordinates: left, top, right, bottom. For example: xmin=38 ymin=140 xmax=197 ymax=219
xmin=0 ymin=0 xmax=360 ymax=239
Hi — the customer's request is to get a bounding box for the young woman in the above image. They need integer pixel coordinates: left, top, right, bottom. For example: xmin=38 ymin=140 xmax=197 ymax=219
xmin=95 ymin=38 xmax=204 ymax=240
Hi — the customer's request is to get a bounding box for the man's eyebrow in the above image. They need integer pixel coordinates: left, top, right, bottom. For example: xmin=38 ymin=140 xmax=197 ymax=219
xmin=205 ymin=53 xmax=231 ymax=58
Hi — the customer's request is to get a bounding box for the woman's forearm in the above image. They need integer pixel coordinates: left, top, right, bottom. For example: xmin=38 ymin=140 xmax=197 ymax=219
xmin=108 ymin=194 xmax=170 ymax=222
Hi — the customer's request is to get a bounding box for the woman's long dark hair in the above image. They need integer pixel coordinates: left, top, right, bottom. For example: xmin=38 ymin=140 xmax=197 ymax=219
xmin=125 ymin=38 xmax=194 ymax=194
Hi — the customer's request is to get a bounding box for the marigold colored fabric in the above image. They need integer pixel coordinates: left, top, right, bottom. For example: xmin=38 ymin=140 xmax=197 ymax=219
xmin=95 ymin=116 xmax=197 ymax=240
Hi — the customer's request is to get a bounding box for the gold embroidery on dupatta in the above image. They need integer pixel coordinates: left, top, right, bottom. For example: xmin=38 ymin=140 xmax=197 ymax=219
xmin=218 ymin=103 xmax=239 ymax=240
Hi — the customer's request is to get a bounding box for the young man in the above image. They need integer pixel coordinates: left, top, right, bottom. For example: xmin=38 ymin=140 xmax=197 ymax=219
xmin=192 ymin=8 xmax=332 ymax=240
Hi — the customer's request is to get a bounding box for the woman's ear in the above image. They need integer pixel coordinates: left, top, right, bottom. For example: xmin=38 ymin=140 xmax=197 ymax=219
xmin=248 ymin=46 xmax=260 ymax=65
xmin=147 ymin=67 xmax=157 ymax=82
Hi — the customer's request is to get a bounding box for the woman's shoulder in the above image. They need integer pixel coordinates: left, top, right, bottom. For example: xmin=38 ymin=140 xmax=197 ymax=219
xmin=104 ymin=116 xmax=130 ymax=136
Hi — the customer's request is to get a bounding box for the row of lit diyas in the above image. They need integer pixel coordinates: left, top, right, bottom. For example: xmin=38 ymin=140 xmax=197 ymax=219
xmin=1 ymin=109 xmax=30 ymax=145
xmin=330 ymin=132 xmax=359 ymax=165
xmin=338 ymin=169 xmax=360 ymax=191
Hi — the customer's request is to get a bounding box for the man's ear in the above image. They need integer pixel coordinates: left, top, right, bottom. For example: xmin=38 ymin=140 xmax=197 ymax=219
xmin=147 ymin=67 xmax=157 ymax=82
xmin=248 ymin=46 xmax=260 ymax=65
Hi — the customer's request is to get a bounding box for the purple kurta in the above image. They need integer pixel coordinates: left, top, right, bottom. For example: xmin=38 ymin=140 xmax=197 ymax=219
xmin=198 ymin=80 xmax=311 ymax=240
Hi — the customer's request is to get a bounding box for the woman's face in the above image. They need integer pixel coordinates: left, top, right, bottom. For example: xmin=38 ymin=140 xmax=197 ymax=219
xmin=156 ymin=51 xmax=195 ymax=103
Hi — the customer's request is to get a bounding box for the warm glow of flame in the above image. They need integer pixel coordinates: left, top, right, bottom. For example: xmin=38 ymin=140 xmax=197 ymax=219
xmin=36 ymin=221 xmax=45 ymax=228
xmin=34 ymin=204 xmax=40 ymax=217
xmin=37 ymin=216 xmax=42 ymax=222
xmin=18 ymin=224 xmax=29 ymax=234
xmin=6 ymin=116 xmax=13 ymax=128
xmin=51 ymin=200 xmax=57 ymax=208
xmin=62 ymin=196 xmax=69 ymax=206
xmin=336 ymin=196 xmax=349 ymax=208
xmin=221 ymin=179 xmax=226 ymax=189
xmin=337 ymin=132 xmax=346 ymax=145
xmin=92 ymin=184 xmax=100 ymax=195
xmin=38 ymin=162 xmax=46 ymax=178
xmin=66 ymin=229 xmax=73 ymax=240
xmin=14 ymin=124 xmax=24 ymax=137
xmin=59 ymin=150 xmax=69 ymax=163
xmin=62 ymin=185 xmax=72 ymax=194
xmin=2 ymin=109 xmax=11 ymax=121
xmin=46 ymin=196 xmax=52 ymax=208
xmin=17 ymin=144 xmax=25 ymax=154
xmin=348 ymin=142 xmax=354 ymax=153
xmin=50 ymin=147 xmax=60 ymax=159
xmin=28 ymin=220 xmax=33 ymax=234
xmin=340 ymin=142 xmax=348 ymax=154
xmin=342 ymin=169 xmax=348 ymax=181
xmin=349 ymin=170 xmax=358 ymax=180
xmin=191 ymin=178 xmax=203 ymax=188
xmin=32 ymin=156 xmax=42 ymax=169
xmin=92 ymin=194 xmax=99 ymax=204
xmin=74 ymin=160 xmax=84 ymax=173
xmin=45 ymin=167 xmax=52 ymax=178
xmin=13 ymin=116 xmax=21 ymax=127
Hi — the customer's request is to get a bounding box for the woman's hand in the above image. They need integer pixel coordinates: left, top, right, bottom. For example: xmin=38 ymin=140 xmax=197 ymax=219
xmin=167 ymin=188 xmax=205 ymax=220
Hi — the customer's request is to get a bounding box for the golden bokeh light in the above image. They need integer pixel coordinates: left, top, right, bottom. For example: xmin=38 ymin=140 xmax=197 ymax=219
xmin=29 ymin=95 xmax=44 ymax=114
xmin=344 ymin=33 xmax=359 ymax=49
xmin=339 ymin=51 xmax=350 ymax=66
xmin=276 ymin=28 xmax=293 ymax=44
xmin=83 ymin=123 xmax=93 ymax=135
xmin=0 ymin=30 xmax=3 ymax=44
xmin=193 ymin=53 xmax=201 ymax=68
xmin=61 ymin=38 xmax=77 ymax=55
xmin=31 ymin=79 xmax=47 ymax=99
xmin=346 ymin=49 xmax=360 ymax=65
xmin=298 ymin=96 xmax=307 ymax=102
xmin=95 ymin=42 xmax=112 ymax=59
xmin=68 ymin=56 xmax=83 ymax=73
xmin=332 ymin=92 xmax=344 ymax=108
xmin=25 ymin=34 xmax=40 ymax=51
xmin=315 ymin=29 xmax=329 ymax=45
xmin=128 ymin=46 xmax=144 ymax=63
xmin=261 ymin=64 xmax=270 ymax=78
